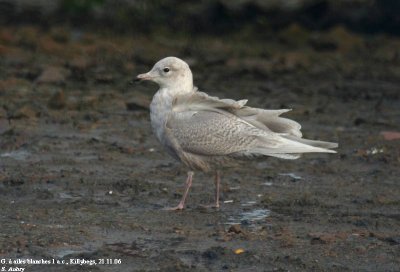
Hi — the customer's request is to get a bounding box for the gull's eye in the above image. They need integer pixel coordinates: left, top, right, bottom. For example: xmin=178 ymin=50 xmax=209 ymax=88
xmin=163 ymin=67 xmax=170 ymax=73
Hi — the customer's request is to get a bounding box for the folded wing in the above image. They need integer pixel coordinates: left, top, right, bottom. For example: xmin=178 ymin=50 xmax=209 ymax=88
xmin=165 ymin=90 xmax=337 ymax=162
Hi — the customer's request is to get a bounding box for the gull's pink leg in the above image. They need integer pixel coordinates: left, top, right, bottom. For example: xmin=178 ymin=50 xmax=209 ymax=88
xmin=202 ymin=170 xmax=221 ymax=208
xmin=165 ymin=171 xmax=194 ymax=210
xmin=214 ymin=170 xmax=221 ymax=208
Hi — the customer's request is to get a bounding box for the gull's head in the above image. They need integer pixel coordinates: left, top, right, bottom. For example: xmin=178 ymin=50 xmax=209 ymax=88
xmin=136 ymin=57 xmax=193 ymax=92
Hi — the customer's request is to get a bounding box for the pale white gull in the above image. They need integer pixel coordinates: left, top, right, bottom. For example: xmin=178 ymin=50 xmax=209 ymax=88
xmin=136 ymin=56 xmax=338 ymax=210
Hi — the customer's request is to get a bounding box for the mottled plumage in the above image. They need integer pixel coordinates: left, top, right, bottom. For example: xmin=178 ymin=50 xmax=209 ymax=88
xmin=136 ymin=56 xmax=338 ymax=210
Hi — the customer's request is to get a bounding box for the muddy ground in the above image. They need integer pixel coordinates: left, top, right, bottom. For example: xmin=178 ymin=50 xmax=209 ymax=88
xmin=0 ymin=25 xmax=399 ymax=271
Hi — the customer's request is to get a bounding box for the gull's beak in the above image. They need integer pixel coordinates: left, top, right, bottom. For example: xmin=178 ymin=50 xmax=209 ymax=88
xmin=132 ymin=72 xmax=153 ymax=84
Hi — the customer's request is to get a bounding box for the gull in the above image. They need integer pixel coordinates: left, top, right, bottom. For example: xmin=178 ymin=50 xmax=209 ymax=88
xmin=136 ymin=56 xmax=338 ymax=210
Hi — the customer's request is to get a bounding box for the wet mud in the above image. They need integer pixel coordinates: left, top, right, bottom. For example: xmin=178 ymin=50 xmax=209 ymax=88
xmin=0 ymin=26 xmax=399 ymax=271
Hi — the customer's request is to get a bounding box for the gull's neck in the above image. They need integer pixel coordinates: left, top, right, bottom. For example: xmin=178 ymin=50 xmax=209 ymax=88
xmin=160 ymin=76 xmax=194 ymax=97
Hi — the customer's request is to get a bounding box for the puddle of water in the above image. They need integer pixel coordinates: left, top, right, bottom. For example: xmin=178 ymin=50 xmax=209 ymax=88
xmin=241 ymin=201 xmax=257 ymax=207
xmin=54 ymin=248 xmax=93 ymax=259
xmin=1 ymin=150 xmax=30 ymax=160
xmin=58 ymin=192 xmax=82 ymax=200
xmin=226 ymin=209 xmax=271 ymax=225
xmin=279 ymin=173 xmax=302 ymax=180
xmin=51 ymin=241 xmax=100 ymax=259
xmin=59 ymin=192 xmax=74 ymax=199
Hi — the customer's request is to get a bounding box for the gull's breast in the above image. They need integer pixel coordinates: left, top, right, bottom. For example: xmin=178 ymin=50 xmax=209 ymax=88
xmin=149 ymin=88 xmax=174 ymax=145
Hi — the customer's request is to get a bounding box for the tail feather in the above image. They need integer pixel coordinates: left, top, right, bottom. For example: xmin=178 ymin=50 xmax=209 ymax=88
xmin=283 ymin=135 xmax=338 ymax=149
xmin=267 ymin=153 xmax=301 ymax=160
xmin=250 ymin=135 xmax=337 ymax=160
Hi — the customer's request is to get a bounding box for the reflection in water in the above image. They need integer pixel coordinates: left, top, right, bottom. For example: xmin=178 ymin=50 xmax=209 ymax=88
xmin=227 ymin=209 xmax=270 ymax=225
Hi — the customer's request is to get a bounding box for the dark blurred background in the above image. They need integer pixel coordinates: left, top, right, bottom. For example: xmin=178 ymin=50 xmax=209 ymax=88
xmin=1 ymin=0 xmax=400 ymax=35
